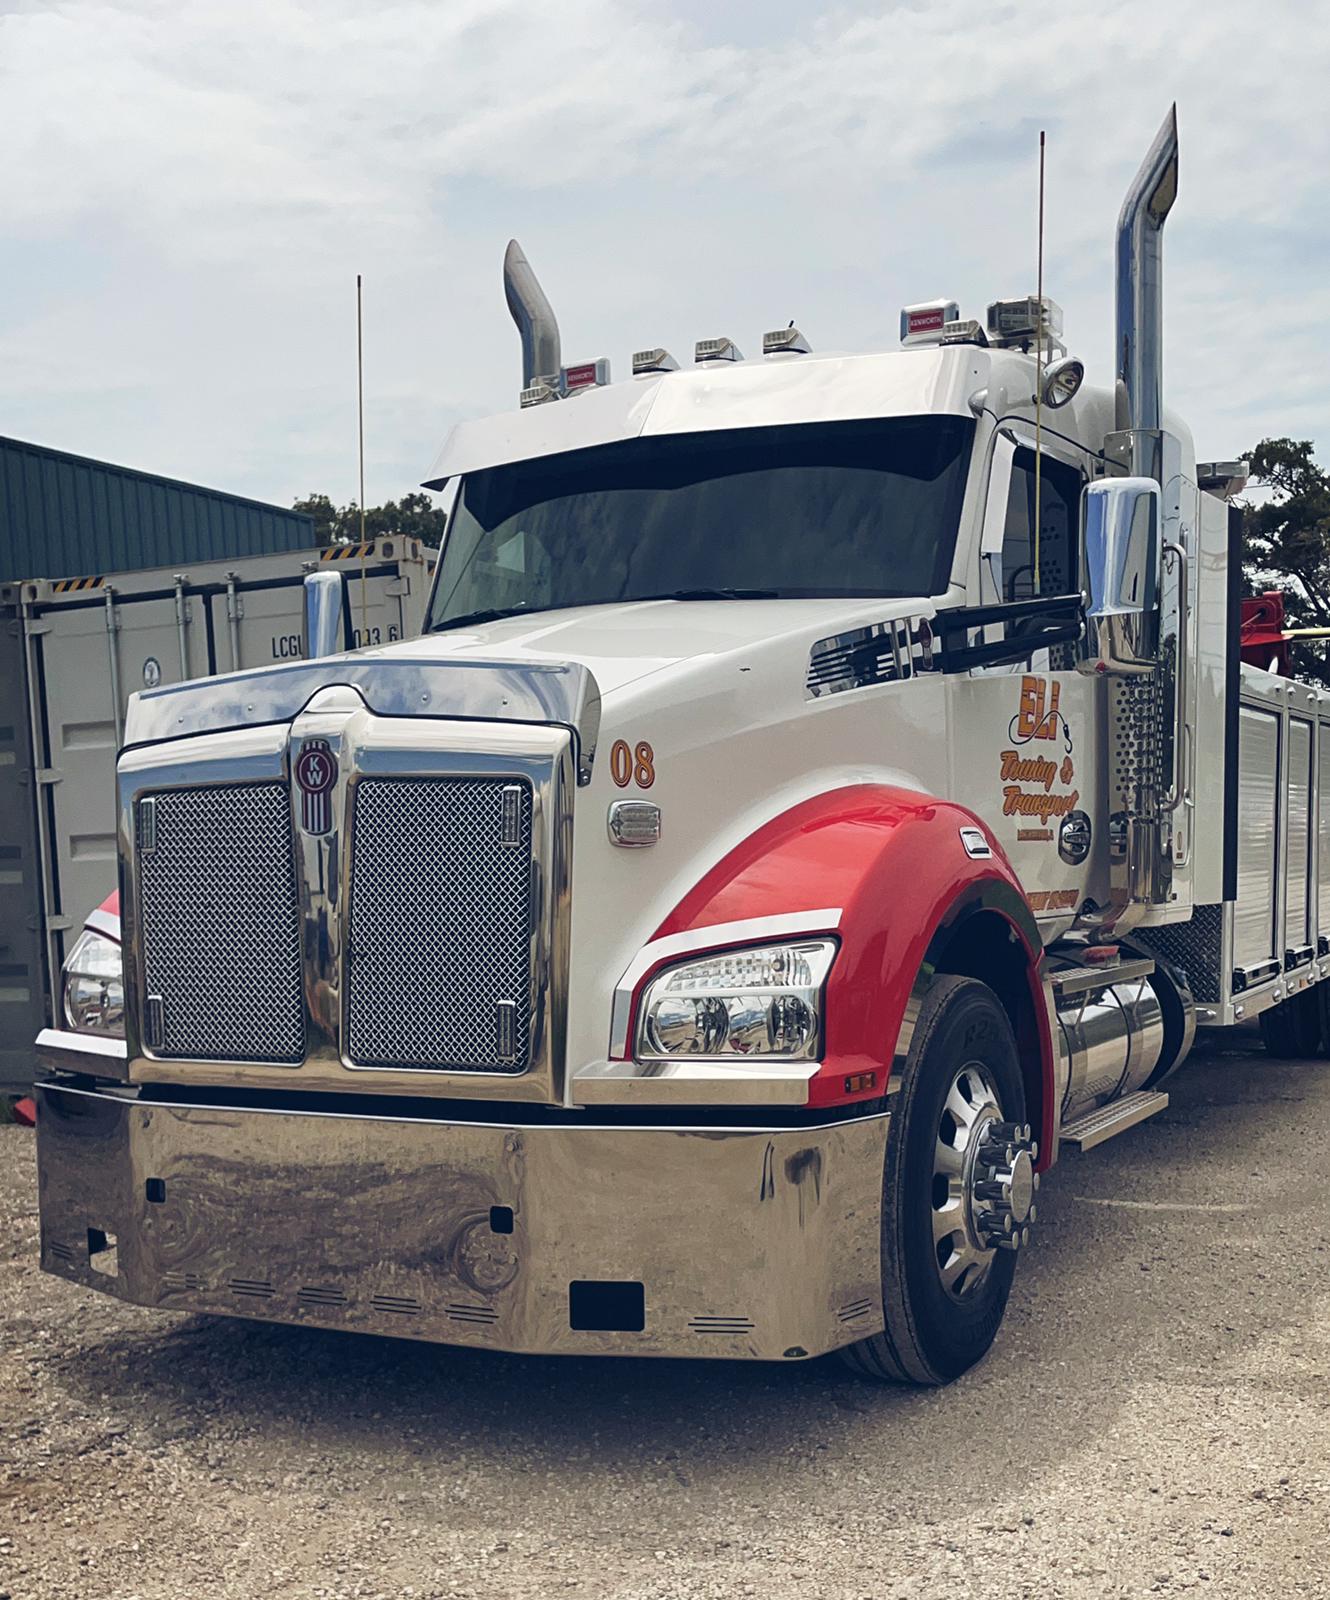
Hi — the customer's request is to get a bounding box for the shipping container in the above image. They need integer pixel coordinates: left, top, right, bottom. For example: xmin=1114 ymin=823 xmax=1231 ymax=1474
xmin=0 ymin=537 xmax=436 ymax=1088
xmin=0 ymin=434 xmax=316 ymax=584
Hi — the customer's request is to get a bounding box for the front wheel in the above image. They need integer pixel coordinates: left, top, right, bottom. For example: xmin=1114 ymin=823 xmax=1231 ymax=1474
xmin=841 ymin=975 xmax=1037 ymax=1385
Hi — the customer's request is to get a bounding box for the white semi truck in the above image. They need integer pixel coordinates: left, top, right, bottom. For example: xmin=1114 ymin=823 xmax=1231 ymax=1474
xmin=32 ymin=109 xmax=1322 ymax=1383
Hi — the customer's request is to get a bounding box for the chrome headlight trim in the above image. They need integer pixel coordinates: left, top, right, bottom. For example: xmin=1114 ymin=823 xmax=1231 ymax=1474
xmin=62 ymin=928 xmax=126 ymax=1038
xmin=633 ymin=938 xmax=837 ymax=1065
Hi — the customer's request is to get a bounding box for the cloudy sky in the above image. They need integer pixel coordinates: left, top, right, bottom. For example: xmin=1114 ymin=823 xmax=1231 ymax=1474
xmin=1 ymin=0 xmax=1327 ymax=511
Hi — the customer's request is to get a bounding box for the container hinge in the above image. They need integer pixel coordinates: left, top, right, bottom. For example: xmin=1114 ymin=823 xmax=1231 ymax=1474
xmin=45 ymin=913 xmax=75 ymax=934
xmin=36 ymin=767 xmax=63 ymax=786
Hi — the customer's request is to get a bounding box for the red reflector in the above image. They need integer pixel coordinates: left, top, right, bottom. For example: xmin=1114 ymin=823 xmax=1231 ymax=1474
xmin=563 ymin=362 xmax=600 ymax=391
xmin=844 ymin=1071 xmax=877 ymax=1095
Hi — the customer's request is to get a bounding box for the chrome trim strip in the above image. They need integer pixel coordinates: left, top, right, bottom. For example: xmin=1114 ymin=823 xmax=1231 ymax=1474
xmin=573 ymin=1058 xmax=819 ymax=1106
xmin=36 ymin=1028 xmax=130 ymax=1080
xmin=123 ymin=656 xmax=603 ymax=786
xmin=607 ymin=907 xmax=843 ymax=1060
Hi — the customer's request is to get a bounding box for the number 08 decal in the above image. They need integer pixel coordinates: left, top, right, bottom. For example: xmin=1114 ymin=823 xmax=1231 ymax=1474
xmin=610 ymin=739 xmax=655 ymax=789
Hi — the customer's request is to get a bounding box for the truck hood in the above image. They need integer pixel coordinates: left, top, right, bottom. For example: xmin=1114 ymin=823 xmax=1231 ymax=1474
xmin=122 ymin=595 xmax=939 ymax=755
xmin=366 ymin=598 xmax=927 ymax=697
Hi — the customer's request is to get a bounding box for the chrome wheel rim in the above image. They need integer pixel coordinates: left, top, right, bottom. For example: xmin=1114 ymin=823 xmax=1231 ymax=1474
xmin=931 ymin=1061 xmax=1003 ymax=1300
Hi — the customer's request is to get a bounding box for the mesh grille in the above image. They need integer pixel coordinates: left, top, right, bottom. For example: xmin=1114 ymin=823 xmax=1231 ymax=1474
xmin=347 ymin=778 xmax=533 ymax=1071
xmin=137 ymin=784 xmax=304 ymax=1062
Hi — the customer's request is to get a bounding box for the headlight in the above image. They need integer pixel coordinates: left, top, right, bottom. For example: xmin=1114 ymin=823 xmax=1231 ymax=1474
xmin=62 ymin=929 xmax=125 ymax=1037
xmin=636 ymin=939 xmax=836 ymax=1062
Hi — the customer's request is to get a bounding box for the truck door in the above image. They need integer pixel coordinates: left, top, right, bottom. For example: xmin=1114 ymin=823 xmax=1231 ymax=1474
xmin=949 ymin=435 xmax=1106 ymax=937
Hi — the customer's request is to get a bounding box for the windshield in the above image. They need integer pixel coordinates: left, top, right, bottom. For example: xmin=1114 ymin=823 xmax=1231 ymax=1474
xmin=428 ymin=416 xmax=974 ymax=630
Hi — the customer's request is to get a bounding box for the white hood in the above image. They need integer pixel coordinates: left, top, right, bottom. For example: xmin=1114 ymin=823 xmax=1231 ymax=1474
xmin=364 ymin=597 xmax=938 ymax=699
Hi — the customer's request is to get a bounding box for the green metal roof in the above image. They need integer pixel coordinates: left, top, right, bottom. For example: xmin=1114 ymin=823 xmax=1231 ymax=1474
xmin=0 ymin=435 xmax=315 ymax=583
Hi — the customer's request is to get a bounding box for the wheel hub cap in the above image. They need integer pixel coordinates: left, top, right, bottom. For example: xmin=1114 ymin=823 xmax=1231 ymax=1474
xmin=932 ymin=1066 xmax=1040 ymax=1301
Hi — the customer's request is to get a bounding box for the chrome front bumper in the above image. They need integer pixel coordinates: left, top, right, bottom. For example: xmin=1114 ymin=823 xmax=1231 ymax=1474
xmin=35 ymin=1082 xmax=888 ymax=1361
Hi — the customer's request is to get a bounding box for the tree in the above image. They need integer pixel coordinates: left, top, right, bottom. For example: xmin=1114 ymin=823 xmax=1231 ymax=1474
xmin=1241 ymin=438 xmax=1330 ymax=685
xmin=293 ymin=491 xmax=449 ymax=547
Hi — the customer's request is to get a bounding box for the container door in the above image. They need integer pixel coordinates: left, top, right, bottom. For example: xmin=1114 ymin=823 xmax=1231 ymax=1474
xmin=0 ymin=615 xmax=48 ymax=1086
xmin=213 ymin=562 xmax=408 ymax=671
xmin=1233 ymin=702 xmax=1281 ymax=978
xmin=33 ymin=588 xmax=206 ymax=952
xmin=1285 ymin=715 xmax=1314 ymax=963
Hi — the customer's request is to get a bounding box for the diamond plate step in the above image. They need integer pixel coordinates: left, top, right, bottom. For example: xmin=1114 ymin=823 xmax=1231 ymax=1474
xmin=1059 ymin=1089 xmax=1169 ymax=1152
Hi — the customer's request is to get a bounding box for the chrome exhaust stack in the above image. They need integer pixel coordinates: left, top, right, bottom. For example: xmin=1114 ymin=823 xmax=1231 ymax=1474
xmin=503 ymin=239 xmax=562 ymax=398
xmin=1080 ymin=108 xmax=1186 ymax=932
xmin=1114 ymin=104 xmax=1179 ymax=468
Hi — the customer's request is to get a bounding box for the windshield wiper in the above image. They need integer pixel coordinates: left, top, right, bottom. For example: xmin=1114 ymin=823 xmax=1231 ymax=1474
xmin=638 ymin=587 xmax=780 ymax=601
xmin=429 ymin=604 xmax=537 ymax=633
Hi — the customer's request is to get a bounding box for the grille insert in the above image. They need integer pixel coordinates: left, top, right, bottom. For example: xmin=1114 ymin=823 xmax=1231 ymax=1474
xmin=136 ymin=784 xmax=303 ymax=1063
xmin=347 ymin=778 xmax=534 ymax=1071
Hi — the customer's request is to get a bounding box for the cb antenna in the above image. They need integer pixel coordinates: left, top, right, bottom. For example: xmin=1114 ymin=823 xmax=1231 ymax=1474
xmin=1033 ymin=129 xmax=1046 ymax=596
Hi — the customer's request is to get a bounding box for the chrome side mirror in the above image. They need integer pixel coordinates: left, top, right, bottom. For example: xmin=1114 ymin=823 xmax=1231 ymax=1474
xmin=303 ymin=570 xmax=345 ymax=660
xmin=1076 ymin=478 xmax=1160 ymax=677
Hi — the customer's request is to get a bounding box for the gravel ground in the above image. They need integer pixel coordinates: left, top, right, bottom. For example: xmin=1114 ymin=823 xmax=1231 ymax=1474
xmin=4 ymin=1034 xmax=1330 ymax=1600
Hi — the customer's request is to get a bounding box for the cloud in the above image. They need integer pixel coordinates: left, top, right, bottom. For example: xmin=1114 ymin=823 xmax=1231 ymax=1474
xmin=0 ymin=0 xmax=1327 ymax=507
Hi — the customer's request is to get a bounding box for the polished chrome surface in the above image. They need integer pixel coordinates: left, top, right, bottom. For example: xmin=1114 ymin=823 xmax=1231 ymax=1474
xmin=347 ymin=777 xmax=533 ymax=1072
xmin=136 ymin=783 xmax=304 ymax=1063
xmin=1059 ymin=1087 xmax=1168 ymax=1151
xmin=35 ymin=1027 xmax=129 ymax=1080
xmin=1320 ymin=729 xmax=1330 ymax=938
xmin=1053 ymin=966 xmax=1165 ymax=1125
xmin=1285 ymin=717 xmax=1313 ymax=953
xmin=572 ymin=1057 xmax=820 ymax=1106
xmin=1115 ymin=104 xmax=1178 ymax=447
xmin=607 ymin=799 xmax=661 ymax=848
xmin=123 ymin=654 xmax=602 ymax=787
xmin=805 ymin=613 xmax=935 ymax=699
xmin=1234 ymin=703 xmax=1280 ymax=972
xmin=932 ymin=1067 xmax=1037 ymax=1299
xmin=1058 ymin=810 xmax=1092 ymax=865
xmin=503 ymin=239 xmax=561 ymax=389
xmin=117 ymin=708 xmax=574 ymax=1103
xmin=606 ymin=908 xmax=843 ymax=1061
xmin=303 ymin=570 xmax=344 ymax=660
xmin=1077 ymin=478 xmax=1160 ymax=678
xmin=36 ymin=1080 xmax=888 ymax=1362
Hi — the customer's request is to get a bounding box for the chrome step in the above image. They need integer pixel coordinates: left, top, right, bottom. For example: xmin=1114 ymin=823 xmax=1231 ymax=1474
xmin=1049 ymin=955 xmax=1155 ymax=997
xmin=1059 ymin=1089 xmax=1169 ymax=1152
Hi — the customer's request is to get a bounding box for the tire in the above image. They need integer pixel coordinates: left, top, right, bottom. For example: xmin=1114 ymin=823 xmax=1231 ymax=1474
xmin=1261 ymin=987 xmax=1321 ymax=1058
xmin=840 ymin=974 xmax=1026 ymax=1385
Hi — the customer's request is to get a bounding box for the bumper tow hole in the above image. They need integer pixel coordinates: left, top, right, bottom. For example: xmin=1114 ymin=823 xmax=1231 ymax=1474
xmin=489 ymin=1205 xmax=514 ymax=1234
xmin=569 ymin=1280 xmax=645 ymax=1333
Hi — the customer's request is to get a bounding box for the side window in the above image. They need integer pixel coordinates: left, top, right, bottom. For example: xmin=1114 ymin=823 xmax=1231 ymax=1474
xmin=999 ymin=449 xmax=1082 ymax=602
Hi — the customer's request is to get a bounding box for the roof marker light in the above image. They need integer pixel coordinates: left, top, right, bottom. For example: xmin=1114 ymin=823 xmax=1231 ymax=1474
xmin=632 ymin=347 xmax=680 ymax=375
xmin=938 ymin=319 xmax=989 ymax=348
xmin=519 ymin=380 xmax=560 ymax=408
xmin=900 ymin=299 xmax=960 ymax=347
xmin=694 ymin=337 xmax=742 ymax=364
xmin=763 ymin=326 xmax=811 ymax=356
xmin=560 ymin=359 xmax=611 ymax=395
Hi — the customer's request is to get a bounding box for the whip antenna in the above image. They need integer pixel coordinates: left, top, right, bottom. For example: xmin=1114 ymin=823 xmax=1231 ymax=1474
xmin=1033 ymin=130 xmax=1046 ymax=596
xmin=356 ymin=272 xmax=369 ymax=645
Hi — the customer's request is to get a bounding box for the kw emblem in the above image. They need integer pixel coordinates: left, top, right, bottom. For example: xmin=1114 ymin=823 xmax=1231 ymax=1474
xmin=294 ymin=738 xmax=336 ymax=834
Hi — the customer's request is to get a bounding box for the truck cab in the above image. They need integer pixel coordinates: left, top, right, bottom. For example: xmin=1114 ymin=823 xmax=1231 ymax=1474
xmin=38 ymin=106 xmax=1257 ymax=1384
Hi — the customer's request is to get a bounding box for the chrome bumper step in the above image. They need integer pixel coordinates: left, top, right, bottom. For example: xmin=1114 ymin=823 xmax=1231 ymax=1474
xmin=1059 ymin=1089 xmax=1169 ymax=1151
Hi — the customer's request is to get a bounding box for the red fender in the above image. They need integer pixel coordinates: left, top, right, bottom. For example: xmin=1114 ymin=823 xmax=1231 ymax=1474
xmin=648 ymin=785 xmax=1055 ymax=1157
